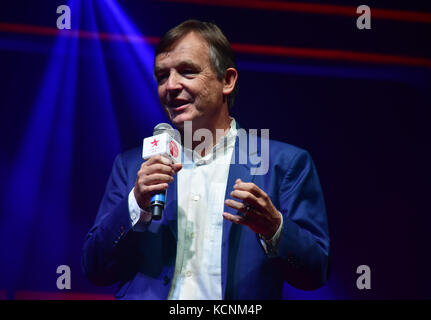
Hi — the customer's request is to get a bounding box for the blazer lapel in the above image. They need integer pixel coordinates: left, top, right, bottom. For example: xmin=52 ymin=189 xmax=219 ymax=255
xmin=221 ymin=131 xmax=257 ymax=299
xmin=164 ymin=174 xmax=178 ymax=240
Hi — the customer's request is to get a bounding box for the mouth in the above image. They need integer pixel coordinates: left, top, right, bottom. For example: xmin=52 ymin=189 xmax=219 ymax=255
xmin=169 ymin=99 xmax=191 ymax=112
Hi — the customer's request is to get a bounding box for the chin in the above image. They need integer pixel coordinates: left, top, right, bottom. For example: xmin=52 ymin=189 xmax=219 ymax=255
xmin=171 ymin=113 xmax=197 ymax=128
xmin=169 ymin=117 xmax=187 ymax=130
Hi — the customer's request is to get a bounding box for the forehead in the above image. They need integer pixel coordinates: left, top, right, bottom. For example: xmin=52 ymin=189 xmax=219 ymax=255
xmin=154 ymin=32 xmax=211 ymax=68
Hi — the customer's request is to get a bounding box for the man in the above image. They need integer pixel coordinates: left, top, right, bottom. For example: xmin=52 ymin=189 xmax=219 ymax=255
xmin=82 ymin=20 xmax=330 ymax=299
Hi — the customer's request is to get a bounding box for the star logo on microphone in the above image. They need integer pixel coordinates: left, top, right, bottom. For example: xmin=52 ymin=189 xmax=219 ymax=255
xmin=151 ymin=139 xmax=159 ymax=147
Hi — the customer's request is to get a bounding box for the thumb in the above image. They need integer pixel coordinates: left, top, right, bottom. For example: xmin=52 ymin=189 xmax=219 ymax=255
xmin=172 ymin=163 xmax=182 ymax=173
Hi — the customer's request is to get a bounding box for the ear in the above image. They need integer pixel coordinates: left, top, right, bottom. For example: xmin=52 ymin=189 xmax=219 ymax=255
xmin=222 ymin=68 xmax=238 ymax=96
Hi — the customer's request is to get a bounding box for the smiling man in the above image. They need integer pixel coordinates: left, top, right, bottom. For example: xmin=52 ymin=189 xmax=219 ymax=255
xmin=154 ymin=27 xmax=237 ymax=149
xmin=82 ymin=20 xmax=330 ymax=299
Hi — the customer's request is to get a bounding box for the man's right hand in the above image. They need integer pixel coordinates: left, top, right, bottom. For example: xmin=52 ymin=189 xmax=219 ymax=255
xmin=134 ymin=155 xmax=182 ymax=210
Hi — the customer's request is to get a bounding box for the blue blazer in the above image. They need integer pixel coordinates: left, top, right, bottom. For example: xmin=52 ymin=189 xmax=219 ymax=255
xmin=82 ymin=132 xmax=330 ymax=299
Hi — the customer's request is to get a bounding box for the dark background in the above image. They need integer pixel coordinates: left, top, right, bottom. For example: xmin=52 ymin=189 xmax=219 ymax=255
xmin=0 ymin=0 xmax=430 ymax=299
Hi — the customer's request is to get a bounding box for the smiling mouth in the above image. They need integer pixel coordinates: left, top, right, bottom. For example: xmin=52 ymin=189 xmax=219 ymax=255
xmin=170 ymin=100 xmax=190 ymax=112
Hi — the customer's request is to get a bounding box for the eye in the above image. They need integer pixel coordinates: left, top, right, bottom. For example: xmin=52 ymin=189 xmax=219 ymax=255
xmin=181 ymin=69 xmax=197 ymax=77
xmin=156 ymin=73 xmax=168 ymax=84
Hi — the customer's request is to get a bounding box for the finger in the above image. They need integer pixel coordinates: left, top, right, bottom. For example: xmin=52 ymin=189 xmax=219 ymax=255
xmin=142 ymin=173 xmax=174 ymax=185
xmin=147 ymin=182 xmax=169 ymax=191
xmin=172 ymin=163 xmax=182 ymax=173
xmin=229 ymin=189 xmax=261 ymax=210
xmin=222 ymin=212 xmax=248 ymax=226
xmin=146 ymin=155 xmax=173 ymax=166
xmin=225 ymin=200 xmax=263 ymax=224
xmin=136 ymin=183 xmax=169 ymax=197
xmin=233 ymin=181 xmax=263 ymax=198
xmin=144 ymin=163 xmax=175 ymax=176
xmin=225 ymin=199 xmax=254 ymax=215
xmin=233 ymin=181 xmax=270 ymax=210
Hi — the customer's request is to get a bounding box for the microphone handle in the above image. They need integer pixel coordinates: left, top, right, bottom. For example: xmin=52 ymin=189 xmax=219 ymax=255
xmin=150 ymin=192 xmax=166 ymax=220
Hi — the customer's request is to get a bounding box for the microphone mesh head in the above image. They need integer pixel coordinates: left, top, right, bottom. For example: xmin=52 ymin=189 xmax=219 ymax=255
xmin=153 ymin=123 xmax=173 ymax=135
xmin=153 ymin=123 xmax=176 ymax=139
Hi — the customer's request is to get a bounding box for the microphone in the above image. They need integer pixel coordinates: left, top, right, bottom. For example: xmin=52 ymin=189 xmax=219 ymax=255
xmin=142 ymin=123 xmax=182 ymax=220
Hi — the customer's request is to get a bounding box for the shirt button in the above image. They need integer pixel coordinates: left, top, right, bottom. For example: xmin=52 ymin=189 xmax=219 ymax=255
xmin=131 ymin=213 xmax=137 ymax=220
xmin=190 ymin=232 xmax=195 ymax=239
xmin=193 ymin=195 xmax=200 ymax=201
xmin=185 ymin=270 xmax=192 ymax=277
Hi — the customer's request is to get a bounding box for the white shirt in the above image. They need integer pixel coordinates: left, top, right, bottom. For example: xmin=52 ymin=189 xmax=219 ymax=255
xmin=128 ymin=118 xmax=282 ymax=299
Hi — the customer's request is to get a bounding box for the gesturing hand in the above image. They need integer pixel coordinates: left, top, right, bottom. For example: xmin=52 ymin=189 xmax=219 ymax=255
xmin=223 ymin=178 xmax=282 ymax=239
xmin=134 ymin=155 xmax=182 ymax=210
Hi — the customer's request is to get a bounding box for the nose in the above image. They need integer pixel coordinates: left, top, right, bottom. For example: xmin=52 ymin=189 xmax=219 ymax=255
xmin=166 ymin=71 xmax=182 ymax=93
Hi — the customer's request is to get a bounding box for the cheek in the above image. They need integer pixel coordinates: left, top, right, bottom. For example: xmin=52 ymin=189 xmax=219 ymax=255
xmin=157 ymin=86 xmax=166 ymax=101
xmin=194 ymin=78 xmax=221 ymax=102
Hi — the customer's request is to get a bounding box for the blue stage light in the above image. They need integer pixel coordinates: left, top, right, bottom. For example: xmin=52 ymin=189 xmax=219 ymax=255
xmin=0 ymin=0 xmax=79 ymax=291
xmin=95 ymin=0 xmax=168 ymax=133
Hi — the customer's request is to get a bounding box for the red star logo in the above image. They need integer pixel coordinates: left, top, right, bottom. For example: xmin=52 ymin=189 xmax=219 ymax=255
xmin=151 ymin=139 xmax=159 ymax=147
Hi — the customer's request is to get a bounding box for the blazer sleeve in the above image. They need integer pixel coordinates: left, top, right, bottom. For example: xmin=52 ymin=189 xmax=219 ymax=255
xmin=278 ymin=149 xmax=330 ymax=290
xmin=81 ymin=153 xmax=141 ymax=286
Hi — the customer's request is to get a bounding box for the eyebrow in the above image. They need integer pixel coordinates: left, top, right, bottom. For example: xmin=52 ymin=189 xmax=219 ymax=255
xmin=154 ymin=60 xmax=201 ymax=75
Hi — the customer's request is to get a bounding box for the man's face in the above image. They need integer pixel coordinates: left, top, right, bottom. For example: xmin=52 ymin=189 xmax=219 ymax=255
xmin=154 ymin=32 xmax=225 ymax=130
